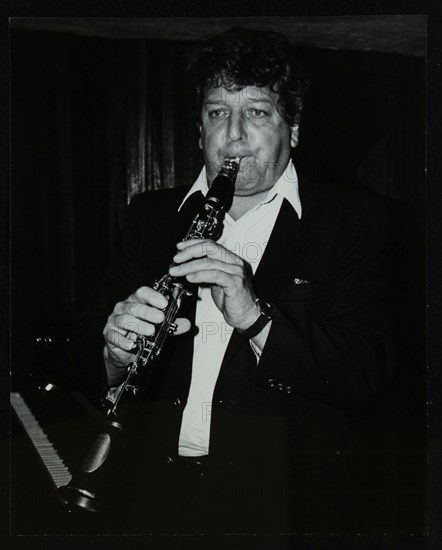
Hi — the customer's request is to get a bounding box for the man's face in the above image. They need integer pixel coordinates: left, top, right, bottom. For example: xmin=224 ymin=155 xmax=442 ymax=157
xmin=199 ymin=85 xmax=298 ymax=196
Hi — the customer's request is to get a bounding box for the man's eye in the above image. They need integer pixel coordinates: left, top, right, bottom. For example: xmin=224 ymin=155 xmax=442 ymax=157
xmin=208 ymin=109 xmax=225 ymax=119
xmin=250 ymin=109 xmax=268 ymax=118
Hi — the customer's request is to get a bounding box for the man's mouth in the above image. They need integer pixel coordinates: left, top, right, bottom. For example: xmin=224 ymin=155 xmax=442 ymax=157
xmin=223 ymin=154 xmax=254 ymax=162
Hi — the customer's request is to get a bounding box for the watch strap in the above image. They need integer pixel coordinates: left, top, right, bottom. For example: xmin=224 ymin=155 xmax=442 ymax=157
xmin=239 ymin=299 xmax=274 ymax=339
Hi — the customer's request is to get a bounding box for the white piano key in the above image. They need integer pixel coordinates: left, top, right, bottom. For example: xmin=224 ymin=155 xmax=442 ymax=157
xmin=11 ymin=392 xmax=72 ymax=488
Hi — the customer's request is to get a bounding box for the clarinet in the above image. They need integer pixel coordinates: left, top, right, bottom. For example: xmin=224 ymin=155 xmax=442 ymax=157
xmin=58 ymin=157 xmax=240 ymax=513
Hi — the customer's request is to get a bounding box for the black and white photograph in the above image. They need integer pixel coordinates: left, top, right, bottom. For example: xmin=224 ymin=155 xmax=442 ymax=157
xmin=7 ymin=12 xmax=434 ymax=547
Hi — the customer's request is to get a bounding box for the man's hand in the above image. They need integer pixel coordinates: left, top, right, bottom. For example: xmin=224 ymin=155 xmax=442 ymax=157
xmin=169 ymin=239 xmax=260 ymax=330
xmin=103 ymin=286 xmax=191 ymax=386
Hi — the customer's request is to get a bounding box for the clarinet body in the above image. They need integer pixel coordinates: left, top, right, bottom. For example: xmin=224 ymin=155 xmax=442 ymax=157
xmin=59 ymin=157 xmax=240 ymax=513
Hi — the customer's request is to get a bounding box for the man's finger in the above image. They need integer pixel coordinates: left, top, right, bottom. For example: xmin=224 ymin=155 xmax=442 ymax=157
xmin=184 ymin=269 xmax=233 ymax=289
xmin=128 ymin=286 xmax=168 ymax=309
xmin=174 ymin=317 xmax=192 ymax=336
xmin=114 ymin=314 xmax=156 ymax=338
xmin=106 ymin=327 xmax=137 ymax=351
xmin=123 ymin=302 xmax=165 ymax=324
xmin=169 ymin=258 xmax=241 ymax=278
xmin=174 ymin=240 xmax=241 ymax=266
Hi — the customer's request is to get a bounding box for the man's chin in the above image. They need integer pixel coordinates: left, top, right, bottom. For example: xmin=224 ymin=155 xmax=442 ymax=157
xmin=232 ymin=179 xmax=266 ymax=196
xmin=234 ymin=167 xmax=265 ymax=189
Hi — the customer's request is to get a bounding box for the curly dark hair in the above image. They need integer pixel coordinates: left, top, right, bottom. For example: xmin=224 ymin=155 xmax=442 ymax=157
xmin=186 ymin=27 xmax=308 ymax=126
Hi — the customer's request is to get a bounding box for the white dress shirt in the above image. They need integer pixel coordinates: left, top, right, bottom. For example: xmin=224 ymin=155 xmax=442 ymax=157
xmin=177 ymin=160 xmax=302 ymax=457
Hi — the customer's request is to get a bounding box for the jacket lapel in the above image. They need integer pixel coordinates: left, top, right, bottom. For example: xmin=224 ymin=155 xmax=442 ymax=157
xmin=216 ymin=173 xmax=322 ymax=374
xmin=253 ymin=172 xmax=323 ymax=300
xmin=175 ymin=191 xmax=205 ymax=242
xmin=295 ymin=173 xmax=322 ymax=272
xmin=252 ymin=199 xmax=300 ymax=302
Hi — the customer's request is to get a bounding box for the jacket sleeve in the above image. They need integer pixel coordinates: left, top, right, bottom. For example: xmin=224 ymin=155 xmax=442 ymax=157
xmin=252 ymin=193 xmax=396 ymax=409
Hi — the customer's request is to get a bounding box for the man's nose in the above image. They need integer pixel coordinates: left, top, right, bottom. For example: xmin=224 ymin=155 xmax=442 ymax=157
xmin=227 ymin=113 xmax=246 ymax=142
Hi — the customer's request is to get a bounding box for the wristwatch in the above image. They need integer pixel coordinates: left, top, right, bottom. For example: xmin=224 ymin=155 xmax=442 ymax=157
xmin=239 ymin=299 xmax=274 ymax=340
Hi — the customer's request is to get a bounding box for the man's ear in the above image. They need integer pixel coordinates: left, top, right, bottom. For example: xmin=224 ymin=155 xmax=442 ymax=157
xmin=290 ymin=124 xmax=299 ymax=148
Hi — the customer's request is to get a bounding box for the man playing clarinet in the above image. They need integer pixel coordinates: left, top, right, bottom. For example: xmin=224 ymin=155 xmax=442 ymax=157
xmin=73 ymin=27 xmax=394 ymax=533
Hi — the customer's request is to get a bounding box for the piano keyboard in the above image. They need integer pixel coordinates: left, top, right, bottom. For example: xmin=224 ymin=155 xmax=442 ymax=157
xmin=11 ymin=391 xmax=72 ymax=489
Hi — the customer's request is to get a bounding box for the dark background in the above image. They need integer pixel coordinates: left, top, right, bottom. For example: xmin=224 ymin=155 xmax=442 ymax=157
xmin=9 ymin=16 xmax=427 ymax=539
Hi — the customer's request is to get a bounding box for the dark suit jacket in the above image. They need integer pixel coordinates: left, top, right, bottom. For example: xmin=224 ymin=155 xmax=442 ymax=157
xmin=71 ymin=173 xmax=395 ymax=530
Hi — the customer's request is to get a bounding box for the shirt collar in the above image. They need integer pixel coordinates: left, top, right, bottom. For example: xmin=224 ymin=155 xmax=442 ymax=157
xmin=178 ymin=158 xmax=302 ymax=219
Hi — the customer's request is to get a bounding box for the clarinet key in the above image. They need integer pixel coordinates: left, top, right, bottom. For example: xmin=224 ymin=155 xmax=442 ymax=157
xmin=168 ymin=323 xmax=178 ymax=334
